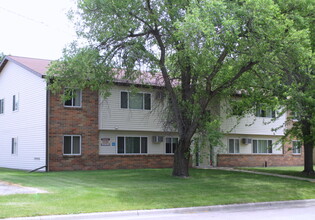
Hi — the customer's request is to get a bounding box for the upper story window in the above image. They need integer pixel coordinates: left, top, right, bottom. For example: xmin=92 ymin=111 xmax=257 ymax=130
xmin=253 ymin=139 xmax=272 ymax=154
xmin=11 ymin=137 xmax=18 ymax=155
xmin=290 ymin=111 xmax=299 ymax=121
xmin=0 ymin=99 xmax=4 ymax=114
xmin=228 ymin=139 xmax=240 ymax=153
xmin=64 ymin=89 xmax=82 ymax=107
xmin=12 ymin=94 xmax=19 ymax=111
xmin=117 ymin=136 xmax=148 ymax=154
xmin=255 ymin=106 xmax=275 ymax=118
xmin=292 ymin=140 xmax=301 ymax=154
xmin=166 ymin=137 xmax=178 ymax=154
xmin=121 ymin=91 xmax=151 ymax=110
xmin=63 ymin=135 xmax=81 ymax=155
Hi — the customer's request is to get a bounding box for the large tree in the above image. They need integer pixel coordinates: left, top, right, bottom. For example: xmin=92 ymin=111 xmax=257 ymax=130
xmin=48 ymin=0 xmax=307 ymax=177
xmin=272 ymin=0 xmax=315 ymax=174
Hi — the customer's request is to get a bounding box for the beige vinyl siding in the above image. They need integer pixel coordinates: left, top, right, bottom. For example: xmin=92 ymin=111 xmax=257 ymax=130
xmin=219 ymin=100 xmax=286 ymax=136
xmin=99 ymin=130 xmax=178 ymax=155
xmin=99 ymin=86 xmax=168 ymax=132
xmin=221 ymin=135 xmax=283 ymax=154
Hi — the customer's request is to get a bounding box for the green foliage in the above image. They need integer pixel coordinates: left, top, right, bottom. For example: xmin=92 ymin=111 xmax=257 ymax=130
xmin=47 ymin=0 xmax=314 ymax=175
xmin=270 ymin=0 xmax=315 ymax=144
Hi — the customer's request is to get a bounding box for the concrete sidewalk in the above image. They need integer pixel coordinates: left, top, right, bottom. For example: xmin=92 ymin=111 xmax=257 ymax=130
xmin=4 ymin=199 xmax=315 ymax=220
xmin=210 ymin=167 xmax=315 ymax=183
xmin=0 ymin=180 xmax=47 ymax=196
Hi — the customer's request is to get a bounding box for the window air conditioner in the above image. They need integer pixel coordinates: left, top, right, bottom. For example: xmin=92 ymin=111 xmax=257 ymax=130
xmin=152 ymin=136 xmax=164 ymax=143
xmin=242 ymin=138 xmax=252 ymax=144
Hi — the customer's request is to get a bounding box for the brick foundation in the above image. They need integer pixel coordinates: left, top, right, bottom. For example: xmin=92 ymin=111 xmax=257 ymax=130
xmin=48 ymin=89 xmax=174 ymax=171
xmin=217 ymin=144 xmax=304 ymax=167
xmin=49 ymin=154 xmax=174 ymax=171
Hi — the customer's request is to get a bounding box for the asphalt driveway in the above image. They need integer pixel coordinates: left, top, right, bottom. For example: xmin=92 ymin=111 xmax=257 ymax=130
xmin=0 ymin=180 xmax=47 ymax=195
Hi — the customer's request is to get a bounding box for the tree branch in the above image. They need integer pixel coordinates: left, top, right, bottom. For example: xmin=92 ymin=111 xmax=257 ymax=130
xmin=212 ymin=61 xmax=259 ymax=96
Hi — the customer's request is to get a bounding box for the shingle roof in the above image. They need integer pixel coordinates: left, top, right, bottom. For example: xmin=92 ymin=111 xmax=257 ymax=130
xmin=0 ymin=55 xmax=51 ymax=78
xmin=0 ymin=55 xmax=166 ymax=87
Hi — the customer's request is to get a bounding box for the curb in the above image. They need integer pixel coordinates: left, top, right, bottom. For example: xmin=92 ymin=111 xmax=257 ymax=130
xmin=5 ymin=199 xmax=315 ymax=220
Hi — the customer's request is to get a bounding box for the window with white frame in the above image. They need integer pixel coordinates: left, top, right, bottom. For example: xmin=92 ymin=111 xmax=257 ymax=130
xmin=292 ymin=140 xmax=301 ymax=154
xmin=63 ymin=135 xmax=81 ymax=155
xmin=12 ymin=94 xmax=19 ymax=111
xmin=64 ymin=89 xmax=82 ymax=107
xmin=253 ymin=140 xmax=272 ymax=153
xmin=11 ymin=137 xmax=18 ymax=155
xmin=228 ymin=139 xmax=240 ymax=153
xmin=166 ymin=137 xmax=178 ymax=154
xmin=121 ymin=91 xmax=151 ymax=110
xmin=0 ymin=99 xmax=4 ymax=114
xmin=117 ymin=136 xmax=148 ymax=154
xmin=255 ymin=106 xmax=275 ymax=118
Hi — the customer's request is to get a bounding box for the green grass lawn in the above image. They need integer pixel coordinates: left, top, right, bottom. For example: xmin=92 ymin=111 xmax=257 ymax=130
xmin=1 ymin=168 xmax=315 ymax=218
xmin=238 ymin=166 xmax=315 ymax=179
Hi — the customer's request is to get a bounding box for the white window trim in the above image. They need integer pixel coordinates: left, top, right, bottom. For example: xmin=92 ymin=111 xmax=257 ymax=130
xmin=63 ymin=89 xmax=82 ymax=108
xmin=63 ymin=135 xmax=82 ymax=155
xmin=255 ymin=106 xmax=276 ymax=118
xmin=292 ymin=140 xmax=301 ymax=155
xmin=165 ymin=137 xmax=179 ymax=154
xmin=116 ymin=136 xmax=149 ymax=154
xmin=120 ymin=91 xmax=152 ymax=110
xmin=252 ymin=139 xmax=273 ymax=154
xmin=228 ymin=138 xmax=240 ymax=154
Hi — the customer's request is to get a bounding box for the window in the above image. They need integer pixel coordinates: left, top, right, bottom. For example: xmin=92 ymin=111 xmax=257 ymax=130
xmin=11 ymin=137 xmax=18 ymax=155
xmin=117 ymin=136 xmax=148 ymax=154
xmin=0 ymin=99 xmax=4 ymax=114
xmin=253 ymin=140 xmax=272 ymax=153
xmin=231 ymin=105 xmax=243 ymax=116
xmin=64 ymin=89 xmax=82 ymax=107
xmin=292 ymin=140 xmax=301 ymax=154
xmin=255 ymin=106 xmax=275 ymax=118
xmin=228 ymin=139 xmax=240 ymax=153
xmin=63 ymin=135 xmax=81 ymax=155
xmin=12 ymin=95 xmax=19 ymax=111
xmin=290 ymin=111 xmax=299 ymax=121
xmin=121 ymin=91 xmax=151 ymax=110
xmin=166 ymin=137 xmax=178 ymax=154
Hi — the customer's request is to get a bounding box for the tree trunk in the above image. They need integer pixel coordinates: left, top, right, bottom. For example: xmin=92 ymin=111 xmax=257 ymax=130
xmin=301 ymin=119 xmax=314 ymax=175
xmin=303 ymin=142 xmax=314 ymax=175
xmin=172 ymin=138 xmax=191 ymax=177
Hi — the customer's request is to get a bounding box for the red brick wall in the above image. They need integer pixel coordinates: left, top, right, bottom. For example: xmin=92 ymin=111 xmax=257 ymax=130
xmin=217 ymin=144 xmax=304 ymax=167
xmin=48 ymin=89 xmax=174 ymax=171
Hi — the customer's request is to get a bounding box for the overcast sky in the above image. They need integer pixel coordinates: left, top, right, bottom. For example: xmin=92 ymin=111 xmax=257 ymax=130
xmin=0 ymin=0 xmax=77 ymax=60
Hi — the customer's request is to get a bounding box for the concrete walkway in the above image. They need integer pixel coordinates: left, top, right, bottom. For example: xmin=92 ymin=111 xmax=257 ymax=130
xmin=211 ymin=167 xmax=315 ymax=183
xmin=0 ymin=180 xmax=47 ymax=196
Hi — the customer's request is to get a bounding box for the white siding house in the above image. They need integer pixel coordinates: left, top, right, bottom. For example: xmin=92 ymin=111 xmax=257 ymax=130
xmin=0 ymin=56 xmax=48 ymax=170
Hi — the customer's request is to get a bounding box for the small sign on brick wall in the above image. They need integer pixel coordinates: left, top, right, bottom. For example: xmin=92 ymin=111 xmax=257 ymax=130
xmin=101 ymin=138 xmax=110 ymax=146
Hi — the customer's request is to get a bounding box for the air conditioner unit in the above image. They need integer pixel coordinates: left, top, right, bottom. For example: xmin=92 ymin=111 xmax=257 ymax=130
xmin=242 ymin=138 xmax=252 ymax=145
xmin=152 ymin=136 xmax=164 ymax=143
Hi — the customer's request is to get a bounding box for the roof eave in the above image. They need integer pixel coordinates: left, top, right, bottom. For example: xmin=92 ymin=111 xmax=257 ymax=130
xmin=0 ymin=56 xmax=44 ymax=78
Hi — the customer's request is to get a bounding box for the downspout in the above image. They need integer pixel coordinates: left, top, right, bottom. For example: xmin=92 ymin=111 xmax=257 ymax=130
xmin=45 ymin=86 xmax=50 ymax=172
